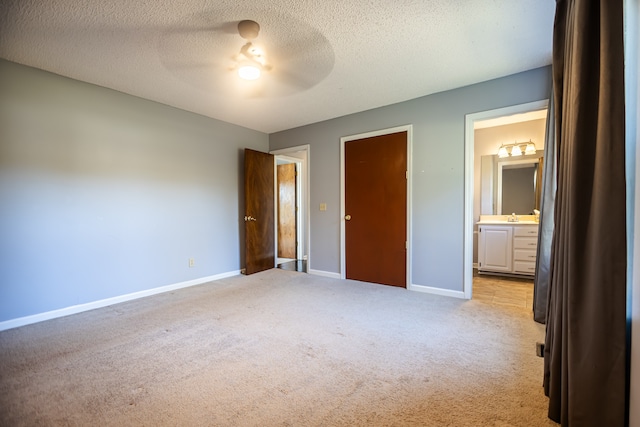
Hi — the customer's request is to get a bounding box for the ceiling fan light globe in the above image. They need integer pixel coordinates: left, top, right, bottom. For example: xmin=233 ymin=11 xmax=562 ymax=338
xmin=238 ymin=64 xmax=261 ymax=80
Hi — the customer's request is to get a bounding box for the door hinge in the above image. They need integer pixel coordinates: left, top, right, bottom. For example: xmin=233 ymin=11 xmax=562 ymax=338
xmin=406 ymin=171 xmax=408 ymax=179
xmin=405 ymin=241 xmax=408 ymax=249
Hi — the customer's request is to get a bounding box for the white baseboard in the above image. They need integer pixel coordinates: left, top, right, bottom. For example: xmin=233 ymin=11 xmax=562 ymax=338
xmin=306 ymin=271 xmax=466 ymax=299
xmin=308 ymin=269 xmax=341 ymax=279
xmin=408 ymin=283 xmax=467 ymax=299
xmin=0 ymin=270 xmax=241 ymax=332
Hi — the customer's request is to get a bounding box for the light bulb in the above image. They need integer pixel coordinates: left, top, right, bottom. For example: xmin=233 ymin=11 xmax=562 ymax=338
xmin=511 ymin=145 xmax=522 ymax=156
xmin=498 ymin=146 xmax=509 ymax=158
xmin=238 ymin=64 xmax=261 ymax=80
xmin=525 ymin=142 xmax=536 ymax=155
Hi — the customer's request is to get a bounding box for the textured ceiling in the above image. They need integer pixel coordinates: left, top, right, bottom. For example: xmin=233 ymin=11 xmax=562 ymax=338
xmin=0 ymin=0 xmax=555 ymax=134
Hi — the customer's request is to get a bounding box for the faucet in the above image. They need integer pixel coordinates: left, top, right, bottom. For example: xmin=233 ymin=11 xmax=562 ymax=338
xmin=508 ymin=212 xmax=519 ymax=222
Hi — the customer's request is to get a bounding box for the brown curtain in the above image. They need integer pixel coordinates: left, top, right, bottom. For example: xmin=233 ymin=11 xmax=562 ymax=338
xmin=544 ymin=0 xmax=627 ymax=425
xmin=533 ymin=94 xmax=557 ymax=324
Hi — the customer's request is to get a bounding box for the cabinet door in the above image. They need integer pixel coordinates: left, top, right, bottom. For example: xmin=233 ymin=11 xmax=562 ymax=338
xmin=478 ymin=226 xmax=513 ymax=272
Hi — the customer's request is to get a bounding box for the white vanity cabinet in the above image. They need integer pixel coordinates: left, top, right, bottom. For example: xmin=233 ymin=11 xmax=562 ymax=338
xmin=478 ymin=223 xmax=539 ymax=276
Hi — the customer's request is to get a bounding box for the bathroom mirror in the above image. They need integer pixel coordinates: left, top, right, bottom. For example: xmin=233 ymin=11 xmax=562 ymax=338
xmin=480 ymin=152 xmax=544 ymax=215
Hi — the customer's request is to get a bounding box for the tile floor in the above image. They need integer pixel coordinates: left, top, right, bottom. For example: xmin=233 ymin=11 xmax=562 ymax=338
xmin=473 ymin=272 xmax=534 ymax=310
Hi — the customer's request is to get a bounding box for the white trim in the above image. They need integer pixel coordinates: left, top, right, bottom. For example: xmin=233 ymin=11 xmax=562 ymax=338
xmin=273 ymin=154 xmax=278 ymax=268
xmin=464 ymin=100 xmax=549 ymax=300
xmin=339 ymin=125 xmax=413 ymax=288
xmin=0 ymin=271 xmax=240 ymax=331
xmin=271 ymin=145 xmax=311 ymax=270
xmin=308 ymin=269 xmax=341 ymax=279
xmin=408 ymin=284 xmax=466 ymax=299
xmin=270 ymin=144 xmax=311 ymax=155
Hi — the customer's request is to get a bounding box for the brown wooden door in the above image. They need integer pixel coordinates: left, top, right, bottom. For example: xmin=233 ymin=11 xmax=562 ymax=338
xmin=277 ymin=163 xmax=297 ymax=259
xmin=345 ymin=131 xmax=407 ymax=287
xmin=244 ymin=148 xmax=275 ymax=275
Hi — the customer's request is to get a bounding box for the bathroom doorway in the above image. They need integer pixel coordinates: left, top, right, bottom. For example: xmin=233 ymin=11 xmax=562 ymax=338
xmin=464 ymin=100 xmax=549 ymax=300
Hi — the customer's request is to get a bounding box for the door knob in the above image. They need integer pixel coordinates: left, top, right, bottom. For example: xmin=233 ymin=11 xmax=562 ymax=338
xmin=244 ymin=216 xmax=257 ymax=222
xmin=344 ymin=215 xmax=351 ymax=221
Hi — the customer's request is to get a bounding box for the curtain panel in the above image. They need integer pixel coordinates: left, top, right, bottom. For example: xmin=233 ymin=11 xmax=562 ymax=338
xmin=533 ymin=94 xmax=557 ymax=324
xmin=544 ymin=0 xmax=627 ymax=425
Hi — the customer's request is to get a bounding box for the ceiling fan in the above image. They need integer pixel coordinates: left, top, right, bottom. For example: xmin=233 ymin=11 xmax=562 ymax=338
xmin=234 ymin=20 xmax=271 ymax=81
xmin=158 ymin=10 xmax=335 ymax=98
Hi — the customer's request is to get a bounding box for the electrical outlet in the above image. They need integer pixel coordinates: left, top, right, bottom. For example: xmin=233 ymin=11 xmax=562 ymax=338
xmin=189 ymin=258 xmax=195 ymax=268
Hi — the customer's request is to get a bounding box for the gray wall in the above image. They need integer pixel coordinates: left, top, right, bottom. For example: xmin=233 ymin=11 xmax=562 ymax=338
xmin=0 ymin=60 xmax=268 ymax=322
xmin=270 ymin=66 xmax=551 ymax=292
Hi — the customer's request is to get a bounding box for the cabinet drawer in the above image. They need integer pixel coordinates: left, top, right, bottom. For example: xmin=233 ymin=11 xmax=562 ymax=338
xmin=514 ymin=237 xmax=538 ymax=250
xmin=514 ymin=249 xmax=537 ymax=262
xmin=514 ymin=226 xmax=539 ymax=237
xmin=513 ymin=261 xmax=536 ymax=275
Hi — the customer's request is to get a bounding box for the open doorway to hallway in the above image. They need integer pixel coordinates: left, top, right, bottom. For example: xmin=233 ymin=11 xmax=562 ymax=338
xmin=271 ymin=145 xmax=310 ymax=273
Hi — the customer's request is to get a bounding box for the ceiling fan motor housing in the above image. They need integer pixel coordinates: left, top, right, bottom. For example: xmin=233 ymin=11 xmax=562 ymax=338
xmin=238 ymin=20 xmax=260 ymax=40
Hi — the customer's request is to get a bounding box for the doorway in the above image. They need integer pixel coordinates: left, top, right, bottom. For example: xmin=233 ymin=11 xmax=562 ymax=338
xmin=340 ymin=125 xmax=412 ymax=287
xmin=271 ymin=145 xmax=310 ymax=273
xmin=277 ymin=161 xmax=297 ymax=260
xmin=463 ymin=100 xmax=549 ymax=299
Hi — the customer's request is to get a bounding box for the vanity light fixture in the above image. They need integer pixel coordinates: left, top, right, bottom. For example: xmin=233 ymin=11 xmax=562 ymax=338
xmin=525 ymin=141 xmax=537 ymax=155
xmin=497 ymin=140 xmax=536 ymax=158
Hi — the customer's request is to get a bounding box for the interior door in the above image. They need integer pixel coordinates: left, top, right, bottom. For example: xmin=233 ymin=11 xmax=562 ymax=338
xmin=244 ymin=148 xmax=275 ymax=275
xmin=277 ymin=163 xmax=297 ymax=259
xmin=345 ymin=131 xmax=407 ymax=287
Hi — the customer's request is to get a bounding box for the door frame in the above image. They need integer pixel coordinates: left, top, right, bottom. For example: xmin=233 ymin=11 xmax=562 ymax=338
xmin=271 ymin=145 xmax=310 ymax=268
xmin=463 ymin=100 xmax=549 ymax=299
xmin=340 ymin=125 xmax=413 ymax=286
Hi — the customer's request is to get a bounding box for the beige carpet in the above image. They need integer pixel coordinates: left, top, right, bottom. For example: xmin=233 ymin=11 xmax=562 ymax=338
xmin=0 ymin=269 xmax=556 ymax=426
